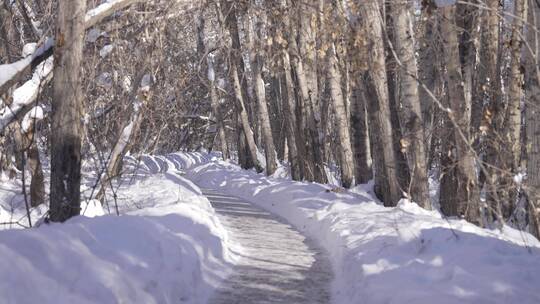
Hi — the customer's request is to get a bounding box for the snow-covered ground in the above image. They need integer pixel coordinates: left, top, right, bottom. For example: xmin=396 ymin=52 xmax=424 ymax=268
xmin=0 ymin=152 xmax=235 ymax=304
xmin=2 ymin=152 xmax=540 ymax=304
xmin=187 ymin=159 xmax=540 ymax=304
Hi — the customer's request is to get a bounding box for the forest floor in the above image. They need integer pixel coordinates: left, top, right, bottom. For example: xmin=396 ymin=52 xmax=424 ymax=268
xmin=0 ymin=152 xmax=540 ymax=304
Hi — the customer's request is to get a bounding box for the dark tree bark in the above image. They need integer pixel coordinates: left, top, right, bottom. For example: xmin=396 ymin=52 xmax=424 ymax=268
xmin=49 ymin=0 xmax=87 ymax=222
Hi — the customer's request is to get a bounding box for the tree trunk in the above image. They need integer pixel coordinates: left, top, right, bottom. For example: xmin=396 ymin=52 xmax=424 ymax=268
xmin=248 ymin=10 xmax=277 ymax=175
xmin=197 ymin=6 xmax=229 ymax=161
xmin=385 ymin=2 xmax=411 ymax=201
xmin=438 ymin=5 xmax=481 ymax=225
xmin=525 ymin=0 xmax=540 ymax=239
xmin=350 ymin=78 xmax=372 ymax=184
xmin=20 ymin=123 xmax=45 ymax=208
xmin=502 ymin=0 xmax=528 ymax=219
xmin=95 ymin=71 xmax=150 ymax=203
xmin=27 ymin=141 xmax=45 ymax=207
xmin=231 ymin=59 xmax=263 ymax=173
xmin=326 ymin=43 xmax=355 ymax=188
xmin=359 ymin=0 xmax=401 ymax=205
xmin=208 ymin=57 xmax=229 ymax=160
xmin=290 ymin=0 xmax=327 ymax=183
xmin=220 ymin=1 xmax=262 ymax=172
xmin=282 ymin=49 xmax=304 ymax=180
xmin=390 ymin=0 xmax=430 ymax=209
xmin=482 ymin=0 xmax=505 ymax=223
xmin=49 ymin=0 xmax=86 ymax=222
xmin=418 ymin=6 xmax=445 ymax=168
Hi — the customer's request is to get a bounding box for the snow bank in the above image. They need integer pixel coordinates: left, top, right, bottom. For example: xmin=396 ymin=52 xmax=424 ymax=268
xmin=0 ymin=154 xmax=234 ymax=304
xmin=187 ymin=160 xmax=540 ymax=304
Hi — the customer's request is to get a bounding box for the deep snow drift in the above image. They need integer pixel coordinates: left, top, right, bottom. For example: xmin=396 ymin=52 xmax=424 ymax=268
xmin=0 ymin=152 xmax=235 ymax=304
xmin=187 ymin=160 xmax=540 ymax=304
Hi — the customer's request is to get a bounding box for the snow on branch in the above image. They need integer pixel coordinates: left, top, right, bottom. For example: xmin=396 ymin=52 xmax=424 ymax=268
xmin=0 ymin=38 xmax=54 ymax=98
xmin=0 ymin=0 xmax=145 ymax=98
xmin=85 ymin=0 xmax=144 ymax=29
xmin=0 ymin=58 xmax=53 ymax=133
xmin=434 ymin=0 xmax=457 ymax=7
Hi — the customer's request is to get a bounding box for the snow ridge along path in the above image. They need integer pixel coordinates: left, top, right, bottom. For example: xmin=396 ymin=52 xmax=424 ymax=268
xmin=202 ymin=188 xmax=333 ymax=304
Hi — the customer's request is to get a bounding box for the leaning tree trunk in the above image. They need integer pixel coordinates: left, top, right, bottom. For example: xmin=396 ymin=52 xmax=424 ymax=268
xmin=438 ymin=5 xmax=481 ymax=225
xmin=95 ymin=70 xmax=150 ymax=203
xmin=525 ymin=0 xmax=540 ymax=239
xmin=49 ymin=0 xmax=86 ymax=222
xmin=390 ymin=0 xmax=430 ymax=209
xmin=220 ymin=0 xmax=262 ymax=172
xmin=231 ymin=59 xmax=263 ymax=173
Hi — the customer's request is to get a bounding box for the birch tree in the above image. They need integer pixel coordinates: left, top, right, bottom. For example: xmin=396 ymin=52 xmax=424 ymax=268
xmin=389 ymin=0 xmax=430 ymax=208
xmin=358 ymin=0 xmax=402 ymax=205
xmin=438 ymin=4 xmax=481 ymax=225
xmin=525 ymin=0 xmax=540 ymax=239
xmin=502 ymin=0 xmax=528 ymax=218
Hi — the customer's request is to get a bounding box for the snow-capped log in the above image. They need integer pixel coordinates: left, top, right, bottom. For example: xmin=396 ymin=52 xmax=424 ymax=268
xmin=0 ymin=0 xmax=145 ymax=99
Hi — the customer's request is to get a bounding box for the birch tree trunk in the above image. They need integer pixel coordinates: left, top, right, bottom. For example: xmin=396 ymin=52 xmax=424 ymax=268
xmin=95 ymin=71 xmax=150 ymax=203
xmin=208 ymin=57 xmax=230 ymax=160
xmin=297 ymin=0 xmax=327 ymax=183
xmin=359 ymin=0 xmax=401 ymax=204
xmin=385 ymin=3 xmax=411 ymax=199
xmin=326 ymin=42 xmax=355 ymax=188
xmin=390 ymin=0 xmax=430 ymax=209
xmin=525 ymin=0 xmax=540 ymax=239
xmin=197 ymin=5 xmax=229 ymax=161
xmin=220 ymin=1 xmax=263 ymax=172
xmin=249 ymin=10 xmax=277 ymax=175
xmin=271 ymin=0 xmax=304 ymax=180
xmin=482 ymin=0 xmax=505 ymax=222
xmin=49 ymin=0 xmax=86 ymax=222
xmin=502 ymin=0 xmax=528 ymax=218
xmin=281 ymin=49 xmax=304 ymax=181
xmin=438 ymin=5 xmax=481 ymax=225
xmin=231 ymin=59 xmax=263 ymax=173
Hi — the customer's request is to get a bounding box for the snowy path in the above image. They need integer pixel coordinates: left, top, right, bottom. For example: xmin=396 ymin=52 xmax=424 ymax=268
xmin=201 ymin=188 xmax=333 ymax=304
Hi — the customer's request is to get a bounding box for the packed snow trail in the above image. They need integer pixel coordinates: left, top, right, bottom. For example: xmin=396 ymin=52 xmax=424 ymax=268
xmin=201 ymin=188 xmax=333 ymax=304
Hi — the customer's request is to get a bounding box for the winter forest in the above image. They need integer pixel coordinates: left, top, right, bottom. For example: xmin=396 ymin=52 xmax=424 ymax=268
xmin=0 ymin=0 xmax=540 ymax=303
